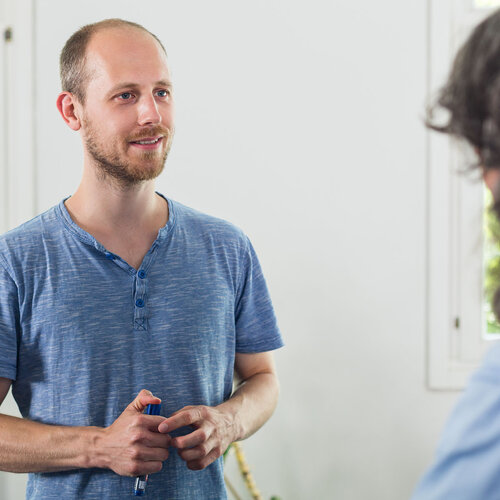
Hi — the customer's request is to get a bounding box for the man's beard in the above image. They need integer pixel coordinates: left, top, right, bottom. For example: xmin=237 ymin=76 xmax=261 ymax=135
xmin=83 ymin=119 xmax=173 ymax=187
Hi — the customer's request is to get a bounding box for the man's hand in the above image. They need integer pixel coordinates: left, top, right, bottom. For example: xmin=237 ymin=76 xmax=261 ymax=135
xmin=158 ymin=405 xmax=238 ymax=471
xmin=157 ymin=352 xmax=280 ymax=472
xmin=95 ymin=389 xmax=170 ymax=476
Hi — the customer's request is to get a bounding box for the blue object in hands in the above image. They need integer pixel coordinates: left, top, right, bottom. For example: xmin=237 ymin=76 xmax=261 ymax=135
xmin=134 ymin=403 xmax=162 ymax=496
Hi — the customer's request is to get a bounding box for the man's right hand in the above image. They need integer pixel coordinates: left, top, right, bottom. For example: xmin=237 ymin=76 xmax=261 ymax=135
xmin=95 ymin=389 xmax=170 ymax=476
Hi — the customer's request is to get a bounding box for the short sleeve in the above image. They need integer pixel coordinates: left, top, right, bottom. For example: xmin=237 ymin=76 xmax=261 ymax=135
xmin=411 ymin=342 xmax=500 ymax=499
xmin=0 ymin=257 xmax=19 ymax=380
xmin=234 ymin=236 xmax=283 ymax=353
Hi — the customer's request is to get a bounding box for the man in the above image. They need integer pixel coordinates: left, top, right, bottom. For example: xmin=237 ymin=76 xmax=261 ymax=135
xmin=0 ymin=18 xmax=283 ymax=499
xmin=411 ymin=8 xmax=500 ymax=500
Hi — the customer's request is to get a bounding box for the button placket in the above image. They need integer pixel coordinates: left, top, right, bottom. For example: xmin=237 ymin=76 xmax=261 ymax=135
xmin=134 ymin=269 xmax=148 ymax=331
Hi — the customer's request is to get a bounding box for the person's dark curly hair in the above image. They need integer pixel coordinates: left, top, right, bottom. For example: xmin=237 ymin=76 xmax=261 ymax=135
xmin=427 ymin=8 xmax=500 ymax=171
xmin=427 ymin=8 xmax=500 ymax=322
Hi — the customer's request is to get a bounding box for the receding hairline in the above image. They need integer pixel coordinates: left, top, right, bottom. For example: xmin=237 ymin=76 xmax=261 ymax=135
xmin=83 ymin=19 xmax=167 ymax=54
xmin=59 ymin=19 xmax=168 ymax=102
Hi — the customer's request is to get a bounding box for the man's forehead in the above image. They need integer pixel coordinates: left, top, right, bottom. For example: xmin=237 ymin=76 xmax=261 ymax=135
xmin=85 ymin=26 xmax=170 ymax=87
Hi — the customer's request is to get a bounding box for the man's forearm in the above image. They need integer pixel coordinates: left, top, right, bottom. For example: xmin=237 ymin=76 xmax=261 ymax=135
xmin=0 ymin=390 xmax=170 ymax=475
xmin=0 ymin=413 xmax=100 ymax=473
xmin=217 ymin=371 xmax=280 ymax=443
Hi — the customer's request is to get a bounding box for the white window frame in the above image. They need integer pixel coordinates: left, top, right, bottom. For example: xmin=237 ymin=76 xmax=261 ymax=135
xmin=0 ymin=0 xmax=36 ymax=234
xmin=427 ymin=0 xmax=500 ymax=390
xmin=0 ymin=2 xmax=9 ymax=234
xmin=0 ymin=5 xmax=40 ymax=495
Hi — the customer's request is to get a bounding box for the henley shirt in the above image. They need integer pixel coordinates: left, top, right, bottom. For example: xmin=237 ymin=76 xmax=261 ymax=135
xmin=0 ymin=194 xmax=283 ymax=499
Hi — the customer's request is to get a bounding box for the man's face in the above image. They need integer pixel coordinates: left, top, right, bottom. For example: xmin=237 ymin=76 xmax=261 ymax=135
xmin=78 ymin=27 xmax=175 ymax=185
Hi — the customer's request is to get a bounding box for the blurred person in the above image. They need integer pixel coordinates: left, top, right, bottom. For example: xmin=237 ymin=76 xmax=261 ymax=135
xmin=0 ymin=18 xmax=283 ymax=499
xmin=412 ymin=8 xmax=500 ymax=499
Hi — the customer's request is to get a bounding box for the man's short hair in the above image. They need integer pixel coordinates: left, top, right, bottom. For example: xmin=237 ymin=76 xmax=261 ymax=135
xmin=60 ymin=18 xmax=167 ymax=103
xmin=426 ymin=8 xmax=500 ymax=171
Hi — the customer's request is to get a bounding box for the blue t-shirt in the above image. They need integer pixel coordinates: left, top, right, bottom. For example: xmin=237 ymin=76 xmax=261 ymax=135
xmin=0 ymin=195 xmax=283 ymax=500
xmin=411 ymin=341 xmax=500 ymax=499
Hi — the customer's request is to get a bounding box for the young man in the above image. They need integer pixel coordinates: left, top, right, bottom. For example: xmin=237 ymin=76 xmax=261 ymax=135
xmin=0 ymin=19 xmax=283 ymax=499
xmin=412 ymin=8 xmax=500 ymax=499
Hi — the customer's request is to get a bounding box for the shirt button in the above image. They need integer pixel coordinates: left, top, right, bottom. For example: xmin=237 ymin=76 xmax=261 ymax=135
xmin=135 ymin=299 xmax=145 ymax=308
xmin=138 ymin=270 xmax=147 ymax=279
xmin=105 ymin=252 xmax=114 ymax=260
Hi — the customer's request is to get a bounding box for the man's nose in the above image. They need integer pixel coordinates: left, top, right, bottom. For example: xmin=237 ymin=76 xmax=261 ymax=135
xmin=137 ymin=95 xmax=162 ymax=126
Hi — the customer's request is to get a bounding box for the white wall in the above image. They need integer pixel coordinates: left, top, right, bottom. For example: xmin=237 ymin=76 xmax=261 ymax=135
xmin=0 ymin=1 xmax=465 ymax=498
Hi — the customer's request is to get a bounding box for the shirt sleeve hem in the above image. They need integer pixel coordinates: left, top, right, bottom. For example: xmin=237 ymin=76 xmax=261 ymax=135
xmin=236 ymin=337 xmax=284 ymax=353
xmin=0 ymin=365 xmax=16 ymax=381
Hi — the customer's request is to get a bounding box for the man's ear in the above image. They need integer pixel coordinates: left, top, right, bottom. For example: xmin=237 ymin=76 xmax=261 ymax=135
xmin=56 ymin=92 xmax=82 ymax=131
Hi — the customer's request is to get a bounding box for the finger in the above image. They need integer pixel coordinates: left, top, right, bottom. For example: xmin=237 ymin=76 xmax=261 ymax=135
xmin=158 ymin=407 xmax=203 ymax=434
xmin=178 ymin=438 xmax=215 ymax=462
xmin=127 ymin=389 xmax=161 ymax=414
xmin=169 ymin=405 xmax=197 ymax=417
xmin=129 ymin=459 xmax=164 ymax=477
xmin=142 ymin=415 xmax=169 ymax=432
xmin=186 ymin=448 xmax=221 ymax=471
xmin=172 ymin=428 xmax=209 ymax=450
xmin=132 ymin=445 xmax=170 ymax=463
xmin=140 ymin=430 xmax=171 ymax=449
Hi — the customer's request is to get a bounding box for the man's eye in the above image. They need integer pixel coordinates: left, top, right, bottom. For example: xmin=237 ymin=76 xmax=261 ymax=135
xmin=156 ymin=89 xmax=170 ymax=98
xmin=118 ymin=92 xmax=133 ymax=100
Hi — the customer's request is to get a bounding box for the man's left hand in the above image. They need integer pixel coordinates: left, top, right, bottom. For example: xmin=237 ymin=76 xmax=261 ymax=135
xmin=157 ymin=405 xmax=238 ymax=470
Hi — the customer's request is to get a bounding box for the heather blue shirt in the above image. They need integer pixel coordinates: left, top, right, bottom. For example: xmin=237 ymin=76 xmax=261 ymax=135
xmin=0 ymin=195 xmax=283 ymax=500
xmin=412 ymin=341 xmax=500 ymax=500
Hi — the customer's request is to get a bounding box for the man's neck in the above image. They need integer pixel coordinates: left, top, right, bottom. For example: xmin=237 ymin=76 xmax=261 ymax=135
xmin=64 ymin=168 xmax=168 ymax=238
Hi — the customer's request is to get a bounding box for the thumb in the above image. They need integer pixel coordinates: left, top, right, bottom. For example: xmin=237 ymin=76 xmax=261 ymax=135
xmin=127 ymin=389 xmax=161 ymax=413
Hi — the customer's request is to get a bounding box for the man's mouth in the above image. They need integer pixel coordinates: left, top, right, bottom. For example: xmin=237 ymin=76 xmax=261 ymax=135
xmin=129 ymin=136 xmax=163 ymax=149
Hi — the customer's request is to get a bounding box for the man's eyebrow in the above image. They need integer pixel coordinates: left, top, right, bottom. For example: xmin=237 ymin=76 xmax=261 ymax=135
xmin=106 ymin=80 xmax=173 ymax=97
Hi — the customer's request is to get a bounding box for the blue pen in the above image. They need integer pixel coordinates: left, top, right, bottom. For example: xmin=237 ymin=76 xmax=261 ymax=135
xmin=134 ymin=402 xmax=162 ymax=496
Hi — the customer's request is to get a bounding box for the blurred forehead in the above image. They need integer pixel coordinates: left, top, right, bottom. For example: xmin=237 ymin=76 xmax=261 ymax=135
xmin=84 ymin=27 xmax=170 ymax=93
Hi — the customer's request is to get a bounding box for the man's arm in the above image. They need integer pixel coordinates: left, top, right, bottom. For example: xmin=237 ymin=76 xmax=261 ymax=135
xmin=0 ymin=380 xmax=170 ymax=475
xmin=158 ymin=351 xmax=280 ymax=471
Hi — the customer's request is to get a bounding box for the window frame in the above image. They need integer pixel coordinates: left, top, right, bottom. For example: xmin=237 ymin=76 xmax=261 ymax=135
xmin=0 ymin=0 xmax=37 ymax=234
xmin=427 ymin=0 xmax=500 ymax=390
